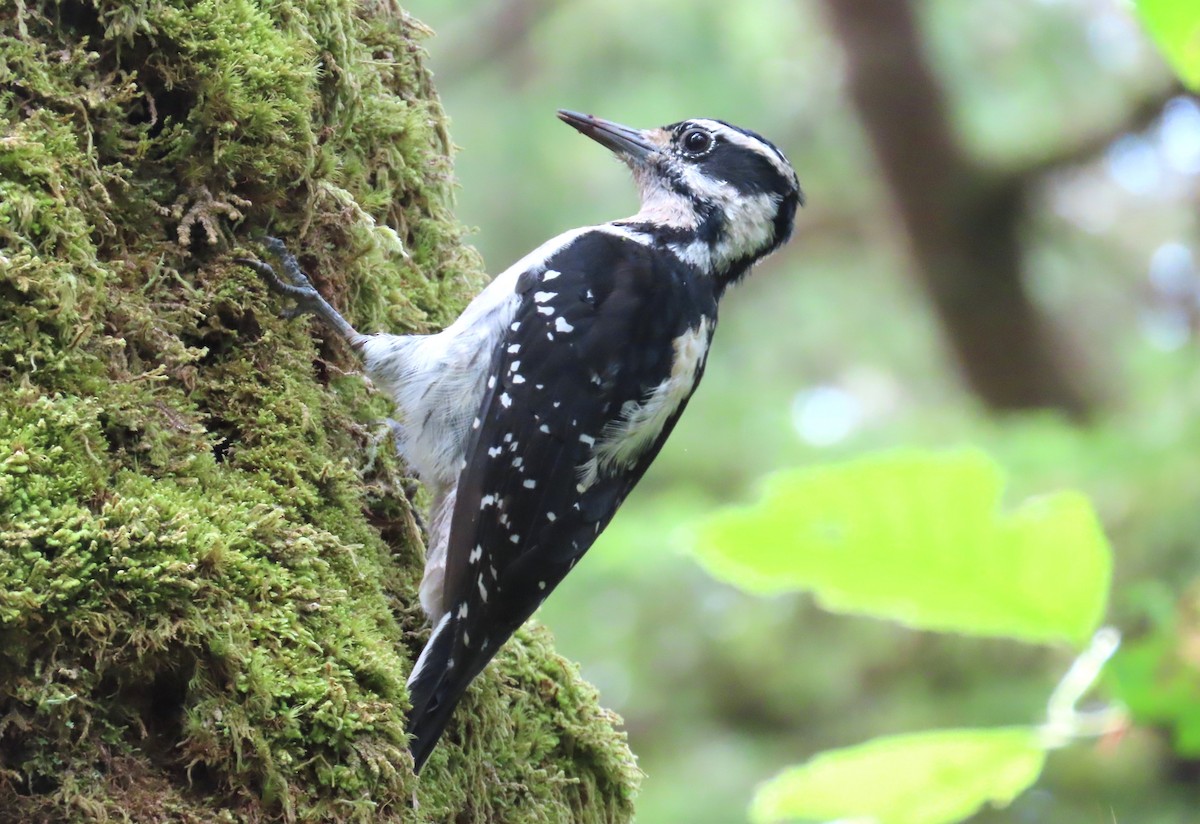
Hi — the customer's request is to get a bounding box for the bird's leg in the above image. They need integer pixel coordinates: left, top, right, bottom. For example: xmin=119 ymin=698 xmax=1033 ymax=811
xmin=236 ymin=236 xmax=363 ymax=345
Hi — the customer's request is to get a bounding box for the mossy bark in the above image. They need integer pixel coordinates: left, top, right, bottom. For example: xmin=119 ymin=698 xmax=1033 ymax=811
xmin=0 ymin=2 xmax=639 ymax=821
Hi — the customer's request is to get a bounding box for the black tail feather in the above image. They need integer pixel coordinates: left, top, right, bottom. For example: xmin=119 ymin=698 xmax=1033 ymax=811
xmin=405 ymin=612 xmax=491 ymax=773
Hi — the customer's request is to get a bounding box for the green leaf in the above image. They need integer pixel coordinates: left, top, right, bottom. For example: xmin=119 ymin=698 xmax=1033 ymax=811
xmin=750 ymin=727 xmax=1047 ymax=824
xmin=1136 ymin=0 xmax=1200 ymax=89
xmin=690 ymin=450 xmax=1110 ymax=645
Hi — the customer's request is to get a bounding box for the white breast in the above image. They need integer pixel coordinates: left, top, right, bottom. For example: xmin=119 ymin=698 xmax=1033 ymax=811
xmin=580 ymin=316 xmax=713 ymax=488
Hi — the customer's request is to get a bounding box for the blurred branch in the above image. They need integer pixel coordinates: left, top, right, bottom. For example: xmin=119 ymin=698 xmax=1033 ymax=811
xmin=816 ymin=0 xmax=1153 ymax=417
xmin=1008 ymin=80 xmax=1183 ymax=181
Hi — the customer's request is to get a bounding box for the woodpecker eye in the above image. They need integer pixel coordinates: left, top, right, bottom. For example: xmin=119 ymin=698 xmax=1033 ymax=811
xmin=680 ymin=128 xmax=713 ymax=155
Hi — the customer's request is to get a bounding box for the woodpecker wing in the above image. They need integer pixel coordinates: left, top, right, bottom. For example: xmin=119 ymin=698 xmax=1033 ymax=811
xmin=406 ymin=229 xmax=716 ymax=770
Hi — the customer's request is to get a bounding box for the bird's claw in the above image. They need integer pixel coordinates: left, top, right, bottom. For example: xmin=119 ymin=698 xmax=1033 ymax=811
xmin=235 ymin=237 xmax=363 ymax=344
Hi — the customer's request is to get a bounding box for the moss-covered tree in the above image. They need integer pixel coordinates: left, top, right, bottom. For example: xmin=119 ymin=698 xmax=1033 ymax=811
xmin=0 ymin=1 xmax=638 ymax=820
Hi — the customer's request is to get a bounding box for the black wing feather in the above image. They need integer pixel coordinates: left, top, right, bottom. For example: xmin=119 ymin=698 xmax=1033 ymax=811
xmin=406 ymin=231 xmax=715 ymax=771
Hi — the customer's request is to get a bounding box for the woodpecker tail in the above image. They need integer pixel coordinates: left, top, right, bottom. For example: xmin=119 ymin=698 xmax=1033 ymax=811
xmin=405 ymin=612 xmax=490 ymax=773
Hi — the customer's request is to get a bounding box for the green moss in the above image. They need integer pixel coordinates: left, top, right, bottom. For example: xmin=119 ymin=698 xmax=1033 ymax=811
xmin=0 ymin=1 xmax=638 ymax=821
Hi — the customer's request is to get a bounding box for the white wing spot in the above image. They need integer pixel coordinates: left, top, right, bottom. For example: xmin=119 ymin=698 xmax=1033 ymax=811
xmin=510 ymin=534 xmax=521 ymax=544
xmin=504 ymin=432 xmax=514 ymax=443
xmin=487 ymin=376 xmax=496 ymax=389
xmin=509 ymin=360 xmax=521 ymax=372
xmin=500 ymin=392 xmax=512 ymax=408
xmin=543 ymin=269 xmax=561 ymax=281
xmin=488 ymin=446 xmax=502 ymax=458
xmin=537 ymin=305 xmax=555 ymax=316
xmin=469 ymin=545 xmax=483 ymax=563
xmin=536 ymin=384 xmax=544 ymax=390
xmin=555 ymin=316 xmax=575 ymax=333
xmin=480 ymin=494 xmax=496 ymax=509
xmin=546 ymin=512 xmax=556 ymax=522
xmin=472 ymin=417 xmax=481 ymax=430
xmin=458 ymin=602 xmax=469 ymax=619
xmin=523 ymin=479 xmax=536 ymax=489
xmin=463 ymin=631 xmax=471 ymax=647
xmin=507 ymin=343 xmax=521 ymax=354
xmin=477 ymin=575 xmax=488 ymax=602
xmin=534 ymin=291 xmax=556 ymax=303
xmin=539 ymin=424 xmax=550 ymax=433
xmin=579 ymin=433 xmax=595 ymax=447
xmin=538 ymin=581 xmax=546 ymax=590
xmin=510 ymin=322 xmax=521 ymax=332
xmin=513 ymin=374 xmax=526 ymax=384
xmin=513 ymin=456 xmax=523 ymax=468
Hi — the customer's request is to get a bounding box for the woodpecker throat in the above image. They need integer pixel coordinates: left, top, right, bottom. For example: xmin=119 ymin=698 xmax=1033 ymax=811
xmin=240 ymin=110 xmax=802 ymax=774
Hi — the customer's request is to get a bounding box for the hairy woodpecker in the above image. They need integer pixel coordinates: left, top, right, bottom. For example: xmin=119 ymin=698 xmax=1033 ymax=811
xmin=239 ymin=111 xmax=802 ymax=773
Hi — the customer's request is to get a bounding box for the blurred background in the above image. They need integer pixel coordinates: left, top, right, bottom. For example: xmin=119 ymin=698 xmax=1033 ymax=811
xmin=404 ymin=0 xmax=1200 ymax=820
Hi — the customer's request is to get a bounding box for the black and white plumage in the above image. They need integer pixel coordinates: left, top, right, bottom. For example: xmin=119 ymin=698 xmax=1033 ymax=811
xmin=240 ymin=111 xmax=802 ymax=773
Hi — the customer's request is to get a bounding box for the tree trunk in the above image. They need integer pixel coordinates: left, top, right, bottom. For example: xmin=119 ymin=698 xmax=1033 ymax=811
xmin=0 ymin=2 xmax=637 ymax=821
xmin=819 ymin=0 xmax=1093 ymax=416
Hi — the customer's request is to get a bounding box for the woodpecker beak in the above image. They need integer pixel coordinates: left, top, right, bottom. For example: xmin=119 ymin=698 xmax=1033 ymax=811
xmin=557 ymin=110 xmax=658 ymax=163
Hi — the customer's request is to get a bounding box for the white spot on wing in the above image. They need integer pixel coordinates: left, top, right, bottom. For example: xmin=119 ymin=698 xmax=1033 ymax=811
xmin=500 ymin=392 xmax=512 ymax=408
xmin=469 ymin=545 xmax=483 ymax=563
xmin=543 ymin=269 xmax=561 ymax=281
xmin=534 ymin=291 xmax=556 ymax=303
xmin=537 ymin=306 xmax=555 ymax=316
xmin=523 ymin=479 xmax=536 ymax=489
xmin=477 ymin=575 xmax=488 ymax=602
xmin=555 ymin=316 xmax=574 ymax=333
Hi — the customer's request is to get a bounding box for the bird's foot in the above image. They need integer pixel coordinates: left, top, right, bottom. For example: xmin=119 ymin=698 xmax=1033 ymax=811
xmin=235 ymin=237 xmax=362 ymax=344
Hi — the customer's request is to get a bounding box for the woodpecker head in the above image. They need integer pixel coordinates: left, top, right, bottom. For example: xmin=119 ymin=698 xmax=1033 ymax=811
xmin=558 ymin=110 xmax=802 ymax=287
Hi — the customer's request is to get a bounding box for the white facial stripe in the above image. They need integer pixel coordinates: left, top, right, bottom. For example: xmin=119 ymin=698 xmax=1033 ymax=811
xmin=700 ymin=120 xmax=796 ymax=184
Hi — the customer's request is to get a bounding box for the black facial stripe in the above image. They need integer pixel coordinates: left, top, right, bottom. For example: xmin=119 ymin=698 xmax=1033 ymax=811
xmin=713 ymin=120 xmax=790 ymax=167
xmin=700 ymin=148 xmax=791 ymax=196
